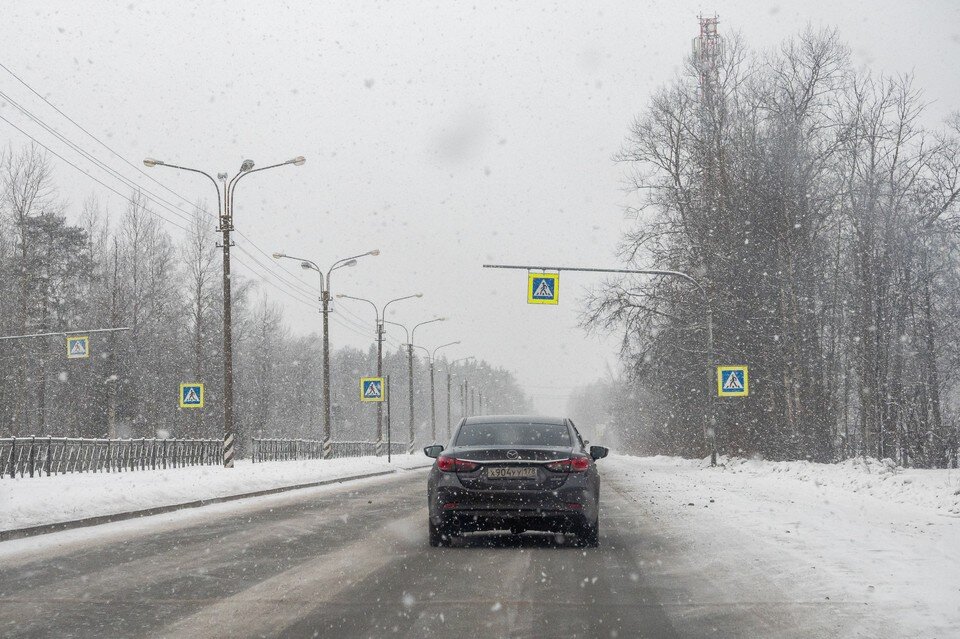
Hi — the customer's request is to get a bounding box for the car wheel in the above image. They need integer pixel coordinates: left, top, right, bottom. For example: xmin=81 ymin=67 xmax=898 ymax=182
xmin=429 ymin=519 xmax=450 ymax=547
xmin=577 ymin=518 xmax=599 ymax=548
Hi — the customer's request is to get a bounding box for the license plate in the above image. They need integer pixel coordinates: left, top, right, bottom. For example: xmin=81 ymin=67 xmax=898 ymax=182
xmin=487 ymin=467 xmax=537 ymax=480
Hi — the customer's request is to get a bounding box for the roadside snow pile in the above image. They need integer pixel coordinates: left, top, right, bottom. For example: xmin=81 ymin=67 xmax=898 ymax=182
xmin=609 ymin=455 xmax=960 ymax=637
xmin=706 ymin=455 xmax=960 ymax=515
xmin=0 ymin=455 xmax=429 ymax=531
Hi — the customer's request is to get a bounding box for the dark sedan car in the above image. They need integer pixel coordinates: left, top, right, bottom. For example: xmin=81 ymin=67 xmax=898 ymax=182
xmin=424 ymin=415 xmax=608 ymax=547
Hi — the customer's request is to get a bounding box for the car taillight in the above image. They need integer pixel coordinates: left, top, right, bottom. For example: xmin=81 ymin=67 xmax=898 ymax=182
xmin=436 ymin=456 xmax=479 ymax=472
xmin=545 ymin=457 xmax=590 ymax=472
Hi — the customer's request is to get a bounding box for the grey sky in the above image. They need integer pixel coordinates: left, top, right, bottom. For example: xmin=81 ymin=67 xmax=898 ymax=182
xmin=2 ymin=1 xmax=958 ymax=413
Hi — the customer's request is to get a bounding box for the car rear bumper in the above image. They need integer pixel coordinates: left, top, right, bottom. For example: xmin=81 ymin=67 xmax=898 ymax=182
xmin=430 ymin=484 xmax=598 ymax=532
xmin=439 ymin=510 xmax=587 ymax=533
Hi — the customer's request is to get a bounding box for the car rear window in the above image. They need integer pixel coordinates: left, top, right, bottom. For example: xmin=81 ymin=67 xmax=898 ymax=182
xmin=455 ymin=422 xmax=571 ymax=447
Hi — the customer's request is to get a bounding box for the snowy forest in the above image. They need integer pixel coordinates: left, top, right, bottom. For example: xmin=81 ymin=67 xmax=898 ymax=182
xmin=0 ymin=144 xmax=530 ymax=453
xmin=585 ymin=27 xmax=960 ymax=468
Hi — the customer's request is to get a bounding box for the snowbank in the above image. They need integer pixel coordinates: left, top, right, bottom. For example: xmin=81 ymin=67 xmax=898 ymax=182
xmin=0 ymin=454 xmax=430 ymax=531
xmin=609 ymin=454 xmax=960 ymax=636
xmin=701 ymin=454 xmax=960 ymax=515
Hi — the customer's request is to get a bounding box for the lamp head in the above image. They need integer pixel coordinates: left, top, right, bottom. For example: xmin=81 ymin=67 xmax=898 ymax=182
xmin=290 ymin=156 xmax=306 ymax=166
xmin=240 ymin=159 xmax=255 ymax=172
xmin=143 ymin=158 xmax=162 ymax=167
xmin=300 ymin=261 xmax=312 ymax=270
xmin=343 ymin=259 xmax=358 ymax=267
xmin=368 ymin=249 xmax=380 ymax=256
xmin=271 ymin=252 xmax=285 ymax=259
xmin=415 ymin=293 xmax=424 ymax=298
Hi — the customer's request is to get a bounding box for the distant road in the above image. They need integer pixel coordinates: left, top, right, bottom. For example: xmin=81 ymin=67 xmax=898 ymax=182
xmin=0 ymin=459 xmax=938 ymax=638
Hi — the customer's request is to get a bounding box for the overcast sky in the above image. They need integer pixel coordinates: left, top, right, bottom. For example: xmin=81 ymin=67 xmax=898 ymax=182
xmin=2 ymin=1 xmax=958 ymax=413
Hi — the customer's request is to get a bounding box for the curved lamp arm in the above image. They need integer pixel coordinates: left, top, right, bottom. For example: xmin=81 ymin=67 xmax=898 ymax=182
xmin=227 ymin=157 xmax=305 ymax=211
xmin=432 ymin=341 xmax=461 ymax=360
xmin=336 ymin=294 xmax=379 ymax=320
xmin=382 ymin=294 xmax=422 ymax=320
xmin=143 ymin=160 xmax=222 ymax=218
xmin=411 ymin=344 xmax=431 ymax=359
xmin=382 ymin=320 xmax=410 ymax=344
xmin=327 ymin=250 xmax=378 ymax=294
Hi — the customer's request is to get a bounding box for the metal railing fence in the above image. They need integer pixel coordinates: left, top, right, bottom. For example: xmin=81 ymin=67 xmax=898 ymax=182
xmin=1 ymin=437 xmax=222 ymax=478
xmin=2 ymin=436 xmax=410 ymax=477
xmin=252 ymin=439 xmax=407 ymax=462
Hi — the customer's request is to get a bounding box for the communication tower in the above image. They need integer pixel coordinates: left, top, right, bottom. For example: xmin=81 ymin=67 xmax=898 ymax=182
xmin=692 ymin=15 xmax=724 ymax=103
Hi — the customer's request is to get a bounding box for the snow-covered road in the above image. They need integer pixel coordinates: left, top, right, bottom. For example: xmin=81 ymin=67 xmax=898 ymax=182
xmin=0 ymin=454 xmax=957 ymax=637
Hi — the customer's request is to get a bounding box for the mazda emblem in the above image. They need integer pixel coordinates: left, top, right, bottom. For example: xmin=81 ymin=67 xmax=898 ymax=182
xmin=506 ymin=450 xmax=519 ymax=459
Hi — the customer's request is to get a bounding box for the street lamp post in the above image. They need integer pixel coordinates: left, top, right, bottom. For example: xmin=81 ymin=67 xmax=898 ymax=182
xmin=445 ymin=356 xmax=474 ymax=438
xmin=273 ymin=250 xmax=379 ymax=457
xmin=428 ymin=342 xmax=460 ymax=442
xmin=337 ymin=293 xmax=422 ymax=455
xmin=145 ymin=155 xmax=305 ymax=467
xmin=383 ymin=317 xmax=446 ymax=453
xmin=482 ymin=263 xmax=716 ymax=465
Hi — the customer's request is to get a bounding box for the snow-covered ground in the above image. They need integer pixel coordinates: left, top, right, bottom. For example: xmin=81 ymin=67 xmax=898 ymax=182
xmin=0 ymin=454 xmax=429 ymax=531
xmin=608 ymin=454 xmax=960 ymax=637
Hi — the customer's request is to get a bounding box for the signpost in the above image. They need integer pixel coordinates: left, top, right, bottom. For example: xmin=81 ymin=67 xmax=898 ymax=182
xmin=179 ymin=383 xmax=205 ymax=408
xmin=66 ymin=335 xmax=90 ymax=359
xmin=385 ymin=375 xmax=392 ymax=462
xmin=717 ymin=366 xmax=748 ymax=397
xmin=527 ymin=272 xmax=559 ymax=305
xmin=360 ymin=377 xmax=385 ymax=403
xmin=485 ymin=262 xmax=719 ymax=464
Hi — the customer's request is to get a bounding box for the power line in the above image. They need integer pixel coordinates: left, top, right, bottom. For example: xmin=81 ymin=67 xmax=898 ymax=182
xmin=231 ymin=254 xmax=384 ymax=342
xmin=0 ymin=61 xmax=396 ymax=348
xmin=0 ymin=113 xmax=189 ymax=232
xmin=0 ymin=87 xmax=200 ymax=227
xmin=231 ymin=251 xmax=319 ymax=307
xmin=237 ymin=236 xmax=320 ymax=298
xmin=0 ymin=60 xmax=203 ymax=214
xmin=231 ymin=245 xmax=377 ymax=337
xmin=1 ymin=110 xmax=377 ymax=343
xmin=0 ymin=60 xmax=328 ymax=305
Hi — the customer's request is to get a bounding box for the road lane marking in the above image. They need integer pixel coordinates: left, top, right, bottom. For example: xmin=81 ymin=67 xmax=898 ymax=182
xmin=152 ymin=512 xmax=424 ymax=639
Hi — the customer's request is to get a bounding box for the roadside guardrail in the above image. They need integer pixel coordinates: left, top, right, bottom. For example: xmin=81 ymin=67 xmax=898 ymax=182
xmin=1 ymin=436 xmax=222 ymax=478
xmin=251 ymin=438 xmax=407 ymax=462
xmin=2 ymin=436 xmax=409 ymax=478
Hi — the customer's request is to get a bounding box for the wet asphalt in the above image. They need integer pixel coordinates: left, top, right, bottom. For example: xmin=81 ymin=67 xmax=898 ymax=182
xmin=0 ymin=467 xmax=844 ymax=638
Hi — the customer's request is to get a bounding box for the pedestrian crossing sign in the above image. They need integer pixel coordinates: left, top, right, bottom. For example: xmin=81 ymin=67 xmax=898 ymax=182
xmin=179 ymin=383 xmax=205 ymax=408
xmin=360 ymin=377 xmax=385 ymax=402
xmin=527 ymin=272 xmax=559 ymax=305
xmin=717 ymin=366 xmax=748 ymax=397
xmin=66 ymin=335 xmax=90 ymax=359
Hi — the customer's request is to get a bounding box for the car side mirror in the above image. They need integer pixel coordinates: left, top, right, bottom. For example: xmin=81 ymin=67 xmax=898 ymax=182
xmin=423 ymin=444 xmax=444 ymax=458
xmin=589 ymin=445 xmax=608 ymax=460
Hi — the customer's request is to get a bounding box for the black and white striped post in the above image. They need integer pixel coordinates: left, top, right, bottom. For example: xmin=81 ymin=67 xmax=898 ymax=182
xmin=224 ymin=432 xmax=235 ymax=468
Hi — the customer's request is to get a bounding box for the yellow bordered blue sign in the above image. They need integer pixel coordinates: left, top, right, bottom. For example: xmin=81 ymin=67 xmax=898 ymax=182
xmin=66 ymin=335 xmax=89 ymax=359
xmin=717 ymin=366 xmax=748 ymax=397
xmin=179 ymin=383 xmax=204 ymax=408
xmin=527 ymin=272 xmax=559 ymax=305
xmin=360 ymin=377 xmax=385 ymax=402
